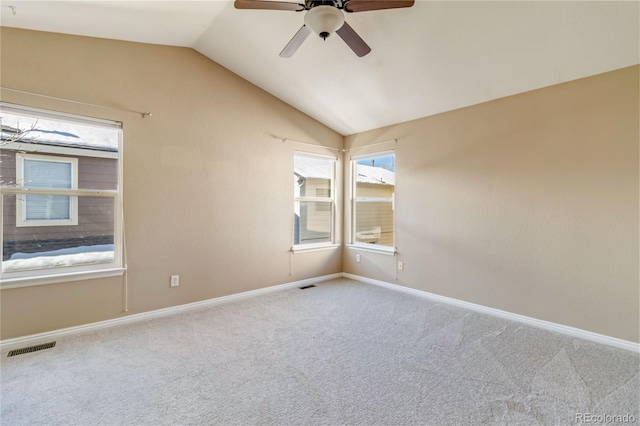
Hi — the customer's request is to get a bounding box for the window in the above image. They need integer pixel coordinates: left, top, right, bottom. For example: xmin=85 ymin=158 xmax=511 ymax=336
xmin=16 ymin=154 xmax=78 ymax=227
xmin=1 ymin=103 xmax=123 ymax=285
xmin=293 ymin=152 xmax=336 ymax=248
xmin=351 ymin=152 xmax=395 ymax=249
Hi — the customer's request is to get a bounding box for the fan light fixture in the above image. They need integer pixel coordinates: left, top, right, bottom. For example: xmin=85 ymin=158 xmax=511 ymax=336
xmin=304 ymin=5 xmax=345 ymax=40
xmin=234 ymin=0 xmax=418 ymax=57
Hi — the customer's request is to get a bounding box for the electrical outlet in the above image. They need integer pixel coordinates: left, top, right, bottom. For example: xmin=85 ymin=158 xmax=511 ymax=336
xmin=397 ymin=261 xmax=404 ymax=271
xmin=170 ymin=275 xmax=179 ymax=287
xmin=356 ymin=254 xmax=361 ymax=263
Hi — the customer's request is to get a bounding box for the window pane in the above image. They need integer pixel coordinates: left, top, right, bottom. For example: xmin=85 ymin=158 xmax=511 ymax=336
xmin=2 ymin=194 xmax=116 ymax=273
xmin=24 ymin=159 xmax=72 ymax=189
xmin=294 ymin=156 xmax=333 ymax=198
xmin=1 ymin=104 xmax=122 ymax=278
xmin=354 ymin=201 xmax=394 ymax=247
xmin=355 ymin=155 xmax=395 ymax=198
xmin=294 ymin=201 xmax=332 ymax=245
xmin=25 ymin=194 xmax=71 ymax=220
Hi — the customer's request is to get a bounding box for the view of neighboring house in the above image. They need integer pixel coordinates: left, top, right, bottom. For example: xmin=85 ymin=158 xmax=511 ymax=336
xmin=293 ymin=154 xmax=396 ymax=248
xmin=353 ymin=160 xmax=395 ymax=247
xmin=293 ymin=154 xmax=334 ymax=246
xmin=0 ymin=109 xmax=119 ymax=272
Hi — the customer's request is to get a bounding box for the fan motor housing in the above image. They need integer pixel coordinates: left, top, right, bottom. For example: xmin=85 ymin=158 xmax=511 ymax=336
xmin=306 ymin=0 xmax=344 ymax=9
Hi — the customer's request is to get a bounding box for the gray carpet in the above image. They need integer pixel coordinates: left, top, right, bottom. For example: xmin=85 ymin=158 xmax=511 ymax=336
xmin=1 ymin=278 xmax=638 ymax=425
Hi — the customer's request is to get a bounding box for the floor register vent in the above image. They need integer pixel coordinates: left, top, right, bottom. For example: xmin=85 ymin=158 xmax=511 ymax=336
xmin=7 ymin=342 xmax=56 ymax=357
xmin=299 ymin=284 xmax=316 ymax=290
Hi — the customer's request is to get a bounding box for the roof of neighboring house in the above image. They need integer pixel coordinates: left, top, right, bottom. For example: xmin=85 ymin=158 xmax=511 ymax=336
xmin=355 ymin=164 xmax=395 ymax=185
xmin=295 ymin=156 xmax=395 ymax=186
xmin=0 ymin=111 xmax=118 ymax=152
xmin=294 ymin=156 xmax=333 ymax=180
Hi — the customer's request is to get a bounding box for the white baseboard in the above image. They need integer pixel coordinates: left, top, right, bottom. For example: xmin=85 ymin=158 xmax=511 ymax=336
xmin=0 ymin=273 xmax=342 ymax=353
xmin=343 ymin=273 xmax=640 ymax=353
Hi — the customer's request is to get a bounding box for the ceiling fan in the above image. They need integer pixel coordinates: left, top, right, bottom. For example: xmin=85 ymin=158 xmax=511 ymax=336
xmin=234 ymin=0 xmax=415 ymax=58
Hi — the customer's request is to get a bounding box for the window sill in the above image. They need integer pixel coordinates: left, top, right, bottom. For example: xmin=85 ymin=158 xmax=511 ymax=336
xmin=346 ymin=244 xmax=397 ymax=255
xmin=291 ymin=244 xmax=341 ymax=254
xmin=0 ymin=267 xmax=126 ymax=290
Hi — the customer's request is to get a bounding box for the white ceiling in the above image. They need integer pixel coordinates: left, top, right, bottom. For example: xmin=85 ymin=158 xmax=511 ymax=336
xmin=1 ymin=0 xmax=638 ymax=136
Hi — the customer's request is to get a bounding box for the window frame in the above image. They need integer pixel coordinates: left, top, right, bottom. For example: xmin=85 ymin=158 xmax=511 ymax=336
xmin=0 ymin=103 xmax=124 ymax=288
xmin=15 ymin=153 xmax=79 ymax=227
xmin=350 ymin=150 xmax=396 ymax=252
xmin=293 ymin=151 xmax=337 ymax=251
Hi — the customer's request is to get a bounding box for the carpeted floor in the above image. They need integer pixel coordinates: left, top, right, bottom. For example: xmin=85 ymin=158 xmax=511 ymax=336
xmin=1 ymin=278 xmax=638 ymax=425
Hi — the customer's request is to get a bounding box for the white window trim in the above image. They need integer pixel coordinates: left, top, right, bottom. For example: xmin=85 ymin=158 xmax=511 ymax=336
xmin=293 ymin=151 xmax=337 ymax=250
xmin=0 ymin=267 xmax=126 ymax=289
xmin=350 ymin=150 xmax=396 ymax=252
xmin=346 ymin=243 xmax=397 ymax=255
xmin=291 ymin=243 xmax=341 ymax=254
xmin=15 ymin=153 xmax=79 ymax=227
xmin=0 ymin=103 xmax=123 ymax=287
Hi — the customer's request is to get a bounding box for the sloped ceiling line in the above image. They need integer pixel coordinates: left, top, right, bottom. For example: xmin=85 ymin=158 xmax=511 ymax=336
xmin=1 ymin=0 xmax=638 ymax=135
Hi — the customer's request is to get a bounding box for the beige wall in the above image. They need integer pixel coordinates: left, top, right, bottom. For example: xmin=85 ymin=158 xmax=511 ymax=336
xmin=345 ymin=66 xmax=639 ymax=343
xmin=0 ymin=28 xmax=343 ymax=339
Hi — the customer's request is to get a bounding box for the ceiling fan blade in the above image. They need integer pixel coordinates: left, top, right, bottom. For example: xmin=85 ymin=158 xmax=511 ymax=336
xmin=234 ymin=0 xmax=305 ymax=12
xmin=336 ymin=22 xmax=371 ymax=57
xmin=344 ymin=0 xmax=414 ymax=13
xmin=280 ymin=25 xmax=312 ymax=58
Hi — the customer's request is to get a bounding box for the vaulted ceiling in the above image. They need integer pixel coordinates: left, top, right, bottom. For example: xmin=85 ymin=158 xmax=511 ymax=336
xmin=1 ymin=1 xmax=638 ymax=135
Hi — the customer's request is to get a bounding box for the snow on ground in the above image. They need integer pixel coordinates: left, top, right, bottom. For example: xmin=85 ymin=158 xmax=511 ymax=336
xmin=3 ymin=245 xmax=114 ymax=272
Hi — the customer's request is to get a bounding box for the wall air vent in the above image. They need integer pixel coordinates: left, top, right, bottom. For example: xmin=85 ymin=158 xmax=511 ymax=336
xmin=7 ymin=341 xmax=56 ymax=357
